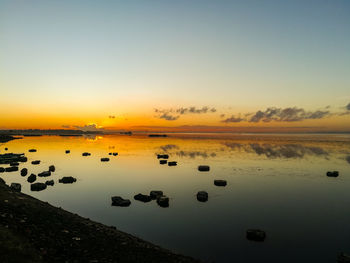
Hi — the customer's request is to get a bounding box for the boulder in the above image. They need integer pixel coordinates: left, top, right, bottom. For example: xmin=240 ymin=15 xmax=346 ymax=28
xmin=49 ymin=165 xmax=55 ymax=172
xmin=27 ymin=174 xmax=37 ymax=183
xmin=109 ymin=153 xmax=112 ymax=155
xmin=10 ymin=162 xmax=19 ymax=167
xmin=82 ymin=152 xmax=91 ymax=156
xmin=338 ymin=253 xmax=350 ymax=263
xmin=198 ymin=165 xmax=210 ymax=172
xmin=159 ymin=160 xmax=167 ymax=165
xmin=65 ymin=150 xmax=70 ymax=154
xmin=28 ymin=149 xmax=37 ymax=152
xmin=327 ymin=171 xmax=339 ymax=177
xmin=246 ymin=229 xmax=266 ymax=242
xmin=45 ymin=180 xmax=54 ymax=186
xmin=157 ymin=154 xmax=169 ymax=159
xmin=5 ymin=166 xmax=18 ymax=172
xmin=168 ymin=161 xmax=177 ymax=166
xmin=20 ymin=168 xmax=28 ymax=176
xmin=4 ymin=148 xmax=8 ymax=151
xmin=101 ymin=158 xmax=110 ymax=162
xmin=38 ymin=171 xmax=51 ymax=177
xmin=150 ymin=190 xmax=163 ymax=200
xmin=197 ymin=191 xmax=208 ymax=202
xmin=111 ymin=196 xmax=131 ymax=207
xmin=157 ymin=196 xmax=169 ymax=207
xmin=0 ymin=167 xmax=5 ymax=173
xmin=112 ymin=152 xmax=118 ymax=156
xmin=10 ymin=183 xmax=21 ymax=192
xmin=214 ymin=180 xmax=227 ymax=187
xmin=59 ymin=176 xmax=77 ymax=184
xmin=30 ymin=182 xmax=47 ymax=191
xmin=134 ymin=193 xmax=152 ymax=203
xmin=31 ymin=160 xmax=40 ymax=165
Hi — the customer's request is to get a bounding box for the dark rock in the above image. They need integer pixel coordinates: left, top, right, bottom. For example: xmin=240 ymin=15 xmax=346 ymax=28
xmin=327 ymin=171 xmax=339 ymax=177
xmin=19 ymin=157 xmax=28 ymax=162
xmin=109 ymin=153 xmax=112 ymax=155
xmin=168 ymin=161 xmax=177 ymax=166
xmin=214 ymin=180 xmax=227 ymax=187
xmin=31 ymin=160 xmax=40 ymax=165
xmin=49 ymin=165 xmax=55 ymax=172
xmin=246 ymin=229 xmax=266 ymax=242
xmin=101 ymin=158 xmax=110 ymax=162
xmin=0 ymin=153 xmax=27 ymax=164
xmin=10 ymin=183 xmax=21 ymax=192
xmin=338 ymin=253 xmax=350 ymax=263
xmin=0 ymin=167 xmax=4 ymax=173
xmin=134 ymin=193 xmax=152 ymax=203
xmin=10 ymin=162 xmax=19 ymax=167
xmin=28 ymin=149 xmax=37 ymax=152
xmin=159 ymin=160 xmax=167 ymax=165
xmin=197 ymin=191 xmax=208 ymax=202
xmin=20 ymin=168 xmax=28 ymax=176
xmin=150 ymin=190 xmax=163 ymax=200
xmin=5 ymin=147 xmax=8 ymax=150
xmin=45 ymin=180 xmax=54 ymax=186
xmin=38 ymin=171 xmax=51 ymax=177
xmin=0 ymin=135 xmax=16 ymax=143
xmin=112 ymin=152 xmax=118 ymax=156
xmin=111 ymin=196 xmax=131 ymax=207
xmin=31 ymin=182 xmax=47 ymax=191
xmin=59 ymin=176 xmax=77 ymax=184
xmin=0 ymin=177 xmax=5 ymax=184
xmin=27 ymin=174 xmax=37 ymax=183
xmin=157 ymin=196 xmax=169 ymax=207
xmin=157 ymin=154 xmax=169 ymax=159
xmin=82 ymin=152 xmax=91 ymax=156
xmin=198 ymin=165 xmax=210 ymax=172
xmin=65 ymin=150 xmax=70 ymax=154
xmin=5 ymin=166 xmax=18 ymax=172
xmin=148 ymin=134 xmax=167 ymax=137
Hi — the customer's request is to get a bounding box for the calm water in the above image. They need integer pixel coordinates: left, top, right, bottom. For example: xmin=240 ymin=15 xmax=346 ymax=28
xmin=1 ymin=133 xmax=350 ymax=262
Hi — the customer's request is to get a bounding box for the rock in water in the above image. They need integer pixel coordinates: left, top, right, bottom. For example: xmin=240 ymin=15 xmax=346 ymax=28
xmin=49 ymin=165 xmax=55 ymax=172
xmin=168 ymin=161 xmax=177 ymax=166
xmin=0 ymin=177 xmax=5 ymax=184
xmin=157 ymin=196 xmax=169 ymax=207
xmin=5 ymin=166 xmax=18 ymax=172
xmin=0 ymin=167 xmax=4 ymax=173
xmin=45 ymin=180 xmax=54 ymax=186
xmin=246 ymin=229 xmax=266 ymax=242
xmin=10 ymin=183 xmax=21 ymax=192
xmin=159 ymin=160 xmax=167 ymax=165
xmin=27 ymin=174 xmax=36 ymax=183
xmin=111 ymin=196 xmax=131 ymax=207
xmin=59 ymin=176 xmax=77 ymax=184
xmin=10 ymin=162 xmax=19 ymax=167
xmin=38 ymin=171 xmax=51 ymax=177
xmin=157 ymin=154 xmax=169 ymax=159
xmin=196 ymin=191 xmax=208 ymax=202
xmin=101 ymin=158 xmax=110 ymax=162
xmin=112 ymin=152 xmax=118 ymax=156
xmin=28 ymin=149 xmax=37 ymax=152
xmin=65 ymin=150 xmax=70 ymax=154
xmin=134 ymin=193 xmax=152 ymax=203
xmin=30 ymin=182 xmax=47 ymax=191
xmin=327 ymin=171 xmax=339 ymax=177
xmin=150 ymin=190 xmax=163 ymax=200
xmin=198 ymin=165 xmax=210 ymax=172
xmin=31 ymin=160 xmax=40 ymax=165
xmin=214 ymin=180 xmax=227 ymax=186
xmin=20 ymin=168 xmax=28 ymax=176
xmin=82 ymin=152 xmax=91 ymax=156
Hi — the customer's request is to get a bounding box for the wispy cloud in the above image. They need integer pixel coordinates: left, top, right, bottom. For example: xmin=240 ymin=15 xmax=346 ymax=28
xmin=109 ymin=115 xmax=116 ymax=119
xmin=222 ymin=115 xmax=244 ymax=123
xmin=155 ymin=106 xmax=216 ymax=121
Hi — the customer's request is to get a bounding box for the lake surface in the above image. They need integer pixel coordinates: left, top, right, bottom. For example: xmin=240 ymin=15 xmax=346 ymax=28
xmin=1 ymin=133 xmax=350 ymax=262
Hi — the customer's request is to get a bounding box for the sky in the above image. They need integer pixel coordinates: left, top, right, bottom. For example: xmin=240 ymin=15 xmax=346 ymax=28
xmin=0 ymin=0 xmax=349 ymax=132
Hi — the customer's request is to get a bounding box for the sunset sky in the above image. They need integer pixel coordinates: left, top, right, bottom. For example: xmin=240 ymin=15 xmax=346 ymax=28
xmin=1 ymin=0 xmax=349 ymax=132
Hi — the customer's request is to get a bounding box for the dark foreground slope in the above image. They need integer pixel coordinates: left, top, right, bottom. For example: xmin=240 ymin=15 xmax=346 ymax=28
xmin=0 ymin=181 xmax=200 ymax=263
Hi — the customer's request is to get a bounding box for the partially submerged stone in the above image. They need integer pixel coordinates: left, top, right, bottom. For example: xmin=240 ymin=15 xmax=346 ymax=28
xmin=27 ymin=173 xmax=36 ymax=183
xmin=112 ymin=152 xmax=118 ymax=156
xmin=197 ymin=191 xmax=208 ymax=202
xmin=101 ymin=158 xmax=110 ymax=162
xmin=5 ymin=166 xmax=18 ymax=172
xmin=157 ymin=196 xmax=169 ymax=207
xmin=159 ymin=160 xmax=167 ymax=165
xmin=168 ymin=161 xmax=177 ymax=166
xmin=28 ymin=149 xmax=37 ymax=152
xmin=10 ymin=183 xmax=21 ymax=192
xmin=0 ymin=167 xmax=4 ymax=173
xmin=38 ymin=171 xmax=51 ymax=177
xmin=150 ymin=190 xmax=163 ymax=200
xmin=82 ymin=152 xmax=91 ymax=156
xmin=198 ymin=165 xmax=210 ymax=172
xmin=157 ymin=154 xmax=169 ymax=159
xmin=111 ymin=196 xmax=131 ymax=207
xmin=327 ymin=171 xmax=339 ymax=177
xmin=0 ymin=153 xmax=27 ymax=164
xmin=246 ymin=229 xmax=266 ymax=242
xmin=31 ymin=182 xmax=47 ymax=191
xmin=49 ymin=165 xmax=55 ymax=172
xmin=10 ymin=162 xmax=19 ymax=167
xmin=134 ymin=193 xmax=152 ymax=203
xmin=45 ymin=180 xmax=54 ymax=186
xmin=59 ymin=176 xmax=77 ymax=184
xmin=31 ymin=160 xmax=40 ymax=165
xmin=214 ymin=180 xmax=227 ymax=187
xmin=65 ymin=150 xmax=70 ymax=154
xmin=20 ymin=168 xmax=28 ymax=176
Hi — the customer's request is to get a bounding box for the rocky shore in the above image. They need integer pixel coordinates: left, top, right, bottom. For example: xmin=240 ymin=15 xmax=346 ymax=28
xmin=0 ymin=180 xmax=200 ymax=263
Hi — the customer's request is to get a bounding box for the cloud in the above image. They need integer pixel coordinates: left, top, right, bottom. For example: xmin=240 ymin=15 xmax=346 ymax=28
xmin=222 ymin=115 xmax=244 ymax=123
xmin=175 ymin=106 xmax=216 ymax=115
xmin=73 ymin=124 xmax=104 ymax=132
xmin=248 ymin=107 xmax=330 ymax=122
xmin=61 ymin=125 xmax=71 ymax=128
xmin=159 ymin=113 xmax=179 ymax=121
xmin=109 ymin=115 xmax=116 ymax=119
xmin=155 ymin=106 xmax=216 ymax=121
